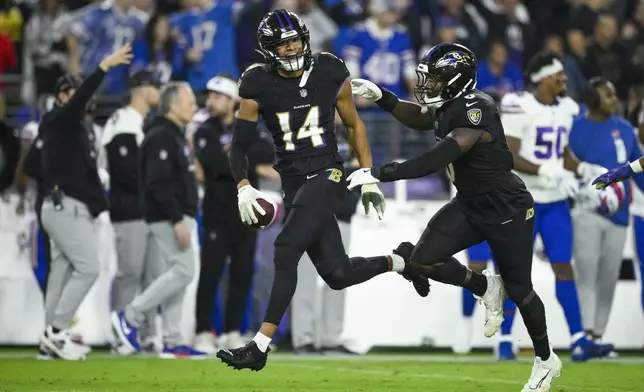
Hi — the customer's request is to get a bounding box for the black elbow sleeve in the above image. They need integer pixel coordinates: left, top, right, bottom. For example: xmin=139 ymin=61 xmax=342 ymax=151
xmin=229 ymin=119 xmax=257 ymax=184
xmin=372 ymin=137 xmax=462 ymax=182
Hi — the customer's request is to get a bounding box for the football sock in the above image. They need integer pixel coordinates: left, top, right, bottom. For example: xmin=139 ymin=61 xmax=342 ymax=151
xmin=555 ymin=279 xmax=584 ymax=336
xmin=427 ymin=257 xmax=488 ymax=296
xmin=462 ymin=288 xmax=476 ymax=317
xmin=500 ymin=298 xmax=517 ymax=336
xmin=390 ymin=254 xmax=405 ymax=272
xmin=517 ymin=290 xmax=550 ymax=360
xmin=253 ymin=332 xmax=271 ymax=353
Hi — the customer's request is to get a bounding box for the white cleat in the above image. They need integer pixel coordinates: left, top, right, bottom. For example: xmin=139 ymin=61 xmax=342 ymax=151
xmin=40 ymin=326 xmax=86 ymax=361
xmin=193 ymin=332 xmax=217 ymax=354
xmin=452 ymin=317 xmax=473 ymax=354
xmin=521 ymin=350 xmax=562 ymax=392
xmin=218 ymin=331 xmax=247 ymax=350
xmin=475 ymin=270 xmax=506 ymax=338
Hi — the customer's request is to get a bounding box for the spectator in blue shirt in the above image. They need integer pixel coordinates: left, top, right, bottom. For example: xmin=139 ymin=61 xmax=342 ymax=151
xmin=476 ymin=40 xmax=522 ymax=99
xmin=131 ymin=13 xmax=182 ymax=84
xmin=171 ymin=0 xmax=240 ymax=92
xmin=343 ymin=0 xmax=416 ymax=100
xmin=568 ymin=78 xmax=644 ymax=350
xmin=68 ymin=0 xmax=147 ymax=94
xmin=342 ymin=0 xmax=417 ymax=162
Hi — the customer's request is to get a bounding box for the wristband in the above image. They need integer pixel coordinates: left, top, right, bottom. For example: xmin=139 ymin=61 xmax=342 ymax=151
xmin=375 ymin=86 xmax=400 ymax=113
xmin=630 ymin=159 xmax=643 ymax=174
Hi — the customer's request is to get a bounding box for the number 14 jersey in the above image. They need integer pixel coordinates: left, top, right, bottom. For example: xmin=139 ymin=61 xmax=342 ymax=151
xmin=501 ymin=91 xmax=580 ymax=203
xmin=238 ymin=53 xmax=349 ymax=176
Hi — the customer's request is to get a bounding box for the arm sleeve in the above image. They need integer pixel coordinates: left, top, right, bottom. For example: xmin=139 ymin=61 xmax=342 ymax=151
xmin=247 ymin=131 xmax=276 ymax=166
xmin=56 ymin=67 xmax=106 ymax=126
xmin=499 ymin=94 xmax=528 ymax=138
xmin=143 ymin=133 xmax=183 ymax=224
xmin=372 ymin=137 xmax=462 ymax=182
xmin=229 ymin=118 xmax=258 ymax=184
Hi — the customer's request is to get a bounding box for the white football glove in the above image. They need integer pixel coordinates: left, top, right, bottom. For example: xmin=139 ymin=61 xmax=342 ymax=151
xmin=559 ymin=171 xmax=581 ymax=198
xmin=576 ymin=183 xmax=621 ymax=216
xmin=577 ymin=161 xmax=609 ymax=183
xmin=360 ymin=183 xmax=386 ymax=220
xmin=237 ymin=184 xmax=267 ymax=225
xmin=350 ymin=78 xmax=383 ymax=102
xmin=537 ymin=160 xmax=565 ymax=188
xmin=346 ymin=168 xmax=380 ymax=190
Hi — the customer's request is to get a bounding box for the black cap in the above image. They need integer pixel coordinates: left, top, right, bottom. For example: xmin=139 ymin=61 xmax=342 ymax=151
xmin=54 ymin=73 xmax=83 ymax=96
xmin=128 ymin=70 xmax=161 ymax=89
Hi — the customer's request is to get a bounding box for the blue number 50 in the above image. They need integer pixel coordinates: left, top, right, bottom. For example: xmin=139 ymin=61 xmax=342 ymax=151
xmin=535 ymin=126 xmax=566 ymax=159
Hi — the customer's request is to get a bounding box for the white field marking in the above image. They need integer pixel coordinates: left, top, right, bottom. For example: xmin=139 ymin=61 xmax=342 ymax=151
xmin=273 ymin=363 xmax=640 ymax=392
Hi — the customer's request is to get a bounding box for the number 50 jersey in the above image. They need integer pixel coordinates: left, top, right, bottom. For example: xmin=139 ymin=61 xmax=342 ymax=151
xmin=238 ymin=53 xmax=349 ymax=176
xmin=501 ymin=92 xmax=580 ymax=203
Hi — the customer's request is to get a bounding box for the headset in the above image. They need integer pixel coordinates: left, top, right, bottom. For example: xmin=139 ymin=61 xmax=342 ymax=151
xmin=585 ymin=76 xmax=609 ymax=111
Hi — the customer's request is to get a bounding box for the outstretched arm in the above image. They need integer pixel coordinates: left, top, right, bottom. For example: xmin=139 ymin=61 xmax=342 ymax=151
xmin=372 ymin=127 xmax=483 ymax=182
xmin=351 ymin=79 xmax=434 ymax=131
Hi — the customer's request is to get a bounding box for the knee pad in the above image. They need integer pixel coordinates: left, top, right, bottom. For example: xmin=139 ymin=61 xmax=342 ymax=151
xmin=506 ymin=283 xmax=534 ymax=306
xmin=321 ymin=256 xmax=352 ymax=291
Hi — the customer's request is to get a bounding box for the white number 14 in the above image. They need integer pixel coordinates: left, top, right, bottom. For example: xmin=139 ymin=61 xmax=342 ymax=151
xmin=276 ymin=106 xmax=325 ymax=151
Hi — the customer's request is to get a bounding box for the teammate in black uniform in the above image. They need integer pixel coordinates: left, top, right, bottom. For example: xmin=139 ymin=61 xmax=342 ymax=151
xmin=216 ymin=9 xmax=430 ymax=371
xmin=349 ymin=43 xmax=561 ymax=391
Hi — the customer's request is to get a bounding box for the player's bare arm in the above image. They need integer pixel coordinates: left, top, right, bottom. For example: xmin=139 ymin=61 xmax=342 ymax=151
xmin=229 ymin=98 xmax=260 ymax=189
xmin=506 ymin=136 xmax=540 ymax=175
xmin=351 ymin=78 xmax=434 ymax=131
xmin=336 ymin=79 xmax=373 ymax=167
xmin=388 ymin=99 xmax=436 ymax=131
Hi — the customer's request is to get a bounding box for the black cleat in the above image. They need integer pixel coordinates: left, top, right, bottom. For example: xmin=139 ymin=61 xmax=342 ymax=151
xmin=394 ymin=242 xmax=431 ymax=297
xmin=293 ymin=344 xmax=320 ymax=355
xmin=216 ymin=341 xmax=270 ymax=371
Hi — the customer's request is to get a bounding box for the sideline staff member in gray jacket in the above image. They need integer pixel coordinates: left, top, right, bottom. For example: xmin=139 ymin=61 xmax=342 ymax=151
xmin=112 ymin=82 xmax=205 ymax=359
xmin=39 ymin=45 xmax=133 ymax=361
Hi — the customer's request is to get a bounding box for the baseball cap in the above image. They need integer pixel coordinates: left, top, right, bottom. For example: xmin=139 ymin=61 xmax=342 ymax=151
xmin=54 ymin=73 xmax=83 ymax=96
xmin=206 ymin=76 xmax=239 ymax=99
xmin=128 ymin=69 xmax=162 ymax=89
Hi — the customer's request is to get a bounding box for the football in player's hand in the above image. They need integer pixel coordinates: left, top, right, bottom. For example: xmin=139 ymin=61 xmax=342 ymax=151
xmin=246 ymin=198 xmax=276 ymax=230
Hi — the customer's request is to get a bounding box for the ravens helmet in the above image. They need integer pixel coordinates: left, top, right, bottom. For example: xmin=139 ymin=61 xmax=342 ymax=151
xmin=414 ymin=43 xmax=478 ymax=105
xmin=257 ymin=9 xmax=312 ymax=72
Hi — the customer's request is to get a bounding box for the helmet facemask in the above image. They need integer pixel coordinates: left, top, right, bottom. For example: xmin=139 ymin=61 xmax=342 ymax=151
xmin=260 ymin=32 xmax=311 ymax=72
xmin=414 ymin=66 xmax=476 ymax=105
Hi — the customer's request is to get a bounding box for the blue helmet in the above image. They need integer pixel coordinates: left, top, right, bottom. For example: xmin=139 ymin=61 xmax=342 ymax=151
xmin=415 ymin=43 xmax=478 ymax=105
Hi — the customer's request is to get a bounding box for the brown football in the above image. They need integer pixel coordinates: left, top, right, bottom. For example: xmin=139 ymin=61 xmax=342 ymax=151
xmin=247 ymin=198 xmax=276 ymax=230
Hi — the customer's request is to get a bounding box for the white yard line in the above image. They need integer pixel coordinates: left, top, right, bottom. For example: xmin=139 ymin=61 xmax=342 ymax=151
xmin=276 ymin=363 xmax=639 ymax=392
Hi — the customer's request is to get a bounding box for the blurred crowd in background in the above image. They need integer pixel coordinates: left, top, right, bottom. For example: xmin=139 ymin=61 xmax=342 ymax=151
xmin=1 ymin=0 xmax=643 ymax=199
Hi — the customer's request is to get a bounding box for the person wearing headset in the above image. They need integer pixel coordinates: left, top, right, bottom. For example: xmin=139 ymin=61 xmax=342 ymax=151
xmin=568 ymin=77 xmax=644 ymax=357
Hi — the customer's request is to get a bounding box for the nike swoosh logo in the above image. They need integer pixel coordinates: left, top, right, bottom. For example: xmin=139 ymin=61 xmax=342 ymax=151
xmin=121 ymin=318 xmax=132 ymax=335
xmin=466 ymin=102 xmax=478 ymax=107
xmin=307 ymin=174 xmax=318 ymax=179
xmin=533 ymin=370 xmax=551 ymax=389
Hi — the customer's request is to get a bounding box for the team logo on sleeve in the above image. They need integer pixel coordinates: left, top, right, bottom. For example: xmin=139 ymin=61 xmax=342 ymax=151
xmin=467 ymin=108 xmax=482 ymax=125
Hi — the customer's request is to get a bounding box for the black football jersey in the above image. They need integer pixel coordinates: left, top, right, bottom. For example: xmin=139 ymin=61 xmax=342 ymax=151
xmin=435 ymin=90 xmax=533 ymax=223
xmin=238 ymin=53 xmax=348 ymax=176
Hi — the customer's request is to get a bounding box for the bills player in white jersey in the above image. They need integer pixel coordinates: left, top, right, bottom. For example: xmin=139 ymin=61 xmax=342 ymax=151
xmin=500 ymin=52 xmax=611 ymax=361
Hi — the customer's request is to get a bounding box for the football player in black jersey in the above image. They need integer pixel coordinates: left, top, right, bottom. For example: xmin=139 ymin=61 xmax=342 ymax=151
xmin=216 ymin=9 xmax=430 ymax=371
xmin=350 ymin=43 xmax=561 ymax=391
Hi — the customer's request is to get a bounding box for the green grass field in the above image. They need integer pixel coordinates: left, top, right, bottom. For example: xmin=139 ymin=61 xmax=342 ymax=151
xmin=1 ymin=351 xmax=643 ymax=392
